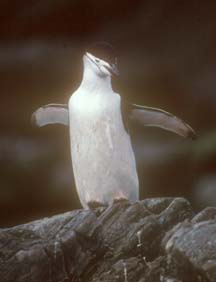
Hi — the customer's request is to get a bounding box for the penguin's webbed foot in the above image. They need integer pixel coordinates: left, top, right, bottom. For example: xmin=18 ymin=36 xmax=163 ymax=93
xmin=113 ymin=198 xmax=129 ymax=204
xmin=88 ymin=201 xmax=107 ymax=209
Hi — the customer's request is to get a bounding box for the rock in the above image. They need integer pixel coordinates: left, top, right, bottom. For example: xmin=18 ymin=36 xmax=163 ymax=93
xmin=0 ymin=198 xmax=215 ymax=282
xmin=192 ymin=207 xmax=216 ymax=223
xmin=0 ymin=210 xmax=105 ymax=282
xmin=162 ymin=208 xmax=216 ymax=282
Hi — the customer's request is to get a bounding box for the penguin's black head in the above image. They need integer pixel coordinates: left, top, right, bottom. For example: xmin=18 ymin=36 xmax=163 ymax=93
xmin=84 ymin=42 xmax=119 ymax=76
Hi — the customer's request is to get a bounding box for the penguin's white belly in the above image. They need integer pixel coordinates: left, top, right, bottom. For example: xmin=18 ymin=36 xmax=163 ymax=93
xmin=69 ymin=92 xmax=139 ymax=208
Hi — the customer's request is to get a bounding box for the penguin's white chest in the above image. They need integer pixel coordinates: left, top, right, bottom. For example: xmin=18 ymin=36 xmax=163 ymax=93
xmin=69 ymin=91 xmax=139 ymax=208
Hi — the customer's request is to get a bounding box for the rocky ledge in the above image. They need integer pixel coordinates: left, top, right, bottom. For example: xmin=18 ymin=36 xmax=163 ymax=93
xmin=0 ymin=198 xmax=216 ymax=282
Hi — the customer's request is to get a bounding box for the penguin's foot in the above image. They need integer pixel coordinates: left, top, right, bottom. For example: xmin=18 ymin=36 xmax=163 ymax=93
xmin=88 ymin=200 xmax=107 ymax=209
xmin=113 ymin=197 xmax=129 ymax=204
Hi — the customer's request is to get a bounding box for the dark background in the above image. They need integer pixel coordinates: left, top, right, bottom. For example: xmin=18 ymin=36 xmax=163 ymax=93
xmin=0 ymin=0 xmax=216 ymax=226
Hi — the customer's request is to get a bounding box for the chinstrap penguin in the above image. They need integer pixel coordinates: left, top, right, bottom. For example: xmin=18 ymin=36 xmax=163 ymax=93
xmin=32 ymin=42 xmax=196 ymax=209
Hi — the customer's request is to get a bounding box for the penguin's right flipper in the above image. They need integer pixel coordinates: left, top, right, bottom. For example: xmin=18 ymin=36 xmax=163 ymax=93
xmin=32 ymin=104 xmax=69 ymax=127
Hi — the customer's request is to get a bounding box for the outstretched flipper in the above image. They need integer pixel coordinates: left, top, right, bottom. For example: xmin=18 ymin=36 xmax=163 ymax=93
xmin=129 ymin=104 xmax=196 ymax=139
xmin=32 ymin=104 xmax=69 ymax=127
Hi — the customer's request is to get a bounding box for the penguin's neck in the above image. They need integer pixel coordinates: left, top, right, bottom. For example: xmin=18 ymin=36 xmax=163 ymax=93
xmin=80 ymin=67 xmax=113 ymax=94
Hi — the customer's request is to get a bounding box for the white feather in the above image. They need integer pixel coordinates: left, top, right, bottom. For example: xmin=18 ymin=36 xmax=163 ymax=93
xmin=68 ymin=54 xmax=139 ymax=208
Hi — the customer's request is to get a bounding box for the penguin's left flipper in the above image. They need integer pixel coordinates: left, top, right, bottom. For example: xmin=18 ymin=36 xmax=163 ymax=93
xmin=32 ymin=104 xmax=69 ymax=127
xmin=130 ymin=104 xmax=196 ymax=139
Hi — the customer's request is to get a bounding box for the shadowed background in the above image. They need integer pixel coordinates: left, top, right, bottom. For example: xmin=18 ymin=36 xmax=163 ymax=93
xmin=0 ymin=0 xmax=216 ymax=226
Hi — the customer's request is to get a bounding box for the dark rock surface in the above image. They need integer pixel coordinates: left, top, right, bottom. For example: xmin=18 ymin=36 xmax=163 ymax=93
xmin=0 ymin=198 xmax=215 ymax=282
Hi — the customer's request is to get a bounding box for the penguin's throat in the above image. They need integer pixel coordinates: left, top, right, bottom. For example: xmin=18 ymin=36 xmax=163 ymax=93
xmin=81 ymin=70 xmax=112 ymax=93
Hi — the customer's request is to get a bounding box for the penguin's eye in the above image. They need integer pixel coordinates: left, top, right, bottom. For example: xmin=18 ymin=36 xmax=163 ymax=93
xmin=95 ymin=58 xmax=100 ymax=63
